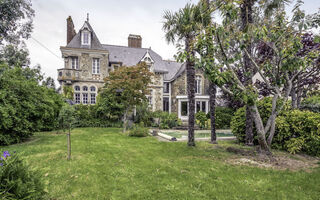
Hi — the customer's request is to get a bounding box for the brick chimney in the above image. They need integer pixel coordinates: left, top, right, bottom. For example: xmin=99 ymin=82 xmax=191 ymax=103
xmin=128 ymin=34 xmax=142 ymax=48
xmin=67 ymin=16 xmax=76 ymax=44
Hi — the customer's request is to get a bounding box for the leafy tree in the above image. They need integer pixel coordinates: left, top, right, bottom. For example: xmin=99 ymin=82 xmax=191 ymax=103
xmin=42 ymin=77 xmax=56 ymax=90
xmin=0 ymin=43 xmax=30 ymax=67
xmin=62 ymin=85 xmax=74 ymax=100
xmin=163 ymin=3 xmax=203 ymax=146
xmin=0 ymin=64 xmax=64 ymax=145
xmin=96 ymin=87 xmax=125 ymax=121
xmin=0 ymin=0 xmax=34 ymax=45
xmin=102 ymin=63 xmax=153 ymax=132
xmin=195 ymin=1 xmax=320 ymax=154
xmin=197 ymin=0 xmax=219 ymax=143
xmin=58 ymin=104 xmax=76 ymax=160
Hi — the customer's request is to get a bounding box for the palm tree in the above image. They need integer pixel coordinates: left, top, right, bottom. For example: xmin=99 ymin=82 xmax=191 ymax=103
xmin=198 ymin=0 xmax=218 ymax=144
xmin=163 ymin=4 xmax=202 ymax=146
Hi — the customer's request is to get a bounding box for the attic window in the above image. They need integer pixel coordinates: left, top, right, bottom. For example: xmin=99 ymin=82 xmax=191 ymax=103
xmin=82 ymin=30 xmax=91 ymax=45
xmin=144 ymin=57 xmax=151 ymax=62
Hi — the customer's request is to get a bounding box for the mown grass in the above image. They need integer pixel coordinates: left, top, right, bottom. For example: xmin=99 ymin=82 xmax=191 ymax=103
xmin=1 ymin=128 xmax=319 ymax=200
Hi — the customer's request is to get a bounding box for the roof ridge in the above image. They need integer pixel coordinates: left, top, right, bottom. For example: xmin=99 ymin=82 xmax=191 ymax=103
xmin=163 ymin=59 xmax=180 ymax=63
xmin=102 ymin=43 xmax=150 ymax=50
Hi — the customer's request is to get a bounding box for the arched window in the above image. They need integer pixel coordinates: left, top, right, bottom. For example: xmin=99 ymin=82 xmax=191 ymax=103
xmin=75 ymin=85 xmax=80 ymax=91
xmin=90 ymin=86 xmax=96 ymax=92
xmin=83 ymin=86 xmax=88 ymax=91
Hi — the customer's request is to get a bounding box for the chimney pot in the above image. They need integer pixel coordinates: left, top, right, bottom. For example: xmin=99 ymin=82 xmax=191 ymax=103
xmin=128 ymin=34 xmax=142 ymax=48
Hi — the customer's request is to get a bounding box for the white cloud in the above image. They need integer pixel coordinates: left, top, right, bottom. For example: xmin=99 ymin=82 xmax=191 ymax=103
xmin=25 ymin=0 xmax=317 ymax=86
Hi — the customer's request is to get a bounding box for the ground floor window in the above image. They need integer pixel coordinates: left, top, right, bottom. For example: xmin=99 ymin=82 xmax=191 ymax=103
xmin=75 ymin=93 xmax=80 ymax=104
xmin=83 ymin=93 xmax=88 ymax=104
xmin=181 ymin=101 xmax=188 ymax=116
xmin=163 ymin=97 xmax=169 ymax=112
xmin=196 ymin=101 xmax=207 ymax=113
xmin=90 ymin=93 xmax=96 ymax=104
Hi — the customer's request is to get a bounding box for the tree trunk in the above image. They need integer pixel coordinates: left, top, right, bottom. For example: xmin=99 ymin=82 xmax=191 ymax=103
xmin=245 ymin=107 xmax=254 ymax=146
xmin=186 ymin=38 xmax=196 ymax=147
xmin=297 ymin=87 xmax=303 ymax=108
xmin=241 ymin=0 xmax=255 ymax=146
xmin=123 ymin=109 xmax=128 ymax=133
xmin=209 ymin=81 xmax=217 ymax=144
xmin=67 ymin=128 xmax=71 ymax=160
xmin=248 ymin=104 xmax=271 ymax=155
xmin=291 ymin=86 xmax=297 ymax=109
xmin=266 ymin=94 xmax=279 ymax=146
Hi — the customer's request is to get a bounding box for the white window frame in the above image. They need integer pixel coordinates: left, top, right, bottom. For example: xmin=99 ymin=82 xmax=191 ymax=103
xmin=163 ymin=97 xmax=170 ymax=112
xmin=75 ymin=93 xmax=80 ymax=104
xmin=196 ymin=100 xmax=207 ymax=113
xmin=195 ymin=75 xmax=202 ymax=94
xmin=92 ymin=58 xmax=100 ymax=74
xmin=71 ymin=57 xmax=79 ymax=69
xmin=163 ymin=82 xmax=170 ymax=94
xmin=90 ymin=93 xmax=96 ymax=104
xmin=82 ymin=93 xmax=88 ymax=104
xmin=81 ymin=31 xmax=91 ymax=45
xmin=74 ymin=85 xmax=80 ymax=92
xmin=90 ymin=86 xmax=96 ymax=92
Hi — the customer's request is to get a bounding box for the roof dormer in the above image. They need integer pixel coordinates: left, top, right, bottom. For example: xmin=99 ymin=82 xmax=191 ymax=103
xmin=141 ymin=50 xmax=154 ymax=64
xmin=80 ymin=23 xmax=91 ymax=46
xmin=66 ymin=14 xmax=103 ymax=50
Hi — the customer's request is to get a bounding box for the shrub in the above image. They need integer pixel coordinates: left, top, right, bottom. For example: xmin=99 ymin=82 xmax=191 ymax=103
xmin=0 ymin=151 xmax=46 ymax=199
xmin=73 ymin=104 xmax=122 ymax=128
xmin=153 ymin=111 xmax=181 ymax=129
xmin=231 ymin=97 xmax=287 ymax=144
xmin=0 ymin=64 xmax=64 ymax=145
xmin=274 ymin=110 xmax=320 ymax=156
xmin=196 ymin=111 xmax=207 ymax=129
xmin=231 ymin=97 xmax=320 ymax=156
xmin=212 ymin=107 xmax=235 ymax=129
xmin=230 ymin=106 xmax=248 ymax=143
xmin=300 ymin=95 xmax=320 ymax=113
xmin=128 ymin=123 xmax=149 ymax=137
xmin=134 ymin=101 xmax=153 ymax=127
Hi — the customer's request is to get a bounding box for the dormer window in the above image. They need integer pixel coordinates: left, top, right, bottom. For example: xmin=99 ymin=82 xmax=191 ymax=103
xmin=81 ymin=30 xmax=91 ymax=45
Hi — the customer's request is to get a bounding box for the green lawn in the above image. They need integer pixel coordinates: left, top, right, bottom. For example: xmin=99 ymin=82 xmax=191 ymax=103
xmin=1 ymin=128 xmax=319 ymax=200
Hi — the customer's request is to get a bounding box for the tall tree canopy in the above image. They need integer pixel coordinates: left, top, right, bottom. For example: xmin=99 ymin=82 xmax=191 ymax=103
xmin=100 ymin=63 xmax=153 ymax=132
xmin=195 ymin=0 xmax=320 ymax=154
xmin=163 ymin=3 xmax=205 ymax=146
xmin=0 ymin=0 xmax=34 ymax=45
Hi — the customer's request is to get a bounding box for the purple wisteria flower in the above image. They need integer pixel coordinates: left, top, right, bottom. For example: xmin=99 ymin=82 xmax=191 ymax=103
xmin=0 ymin=163 xmax=3 ymax=166
xmin=3 ymin=151 xmax=10 ymax=159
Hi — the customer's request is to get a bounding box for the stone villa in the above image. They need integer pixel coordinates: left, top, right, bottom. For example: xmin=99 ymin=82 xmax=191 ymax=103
xmin=58 ymin=16 xmax=210 ymax=121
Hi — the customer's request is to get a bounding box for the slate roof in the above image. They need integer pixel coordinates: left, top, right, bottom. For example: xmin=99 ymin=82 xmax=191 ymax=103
xmin=65 ymin=20 xmax=186 ymax=81
xmin=66 ymin=21 xmax=103 ymax=50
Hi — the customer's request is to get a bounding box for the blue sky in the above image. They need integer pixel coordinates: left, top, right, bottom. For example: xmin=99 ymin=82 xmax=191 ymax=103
xmin=25 ymin=0 xmax=319 ymax=84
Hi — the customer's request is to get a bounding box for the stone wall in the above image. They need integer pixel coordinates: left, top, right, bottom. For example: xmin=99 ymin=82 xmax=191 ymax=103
xmin=152 ymin=73 xmax=163 ymax=111
xmin=170 ymin=68 xmax=209 ymax=114
xmin=171 ymin=71 xmax=186 ymax=114
xmin=78 ymin=52 xmax=108 ymax=82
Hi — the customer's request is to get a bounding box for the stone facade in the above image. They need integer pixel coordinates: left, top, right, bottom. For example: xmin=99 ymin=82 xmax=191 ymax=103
xmin=58 ymin=16 xmax=210 ymax=120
